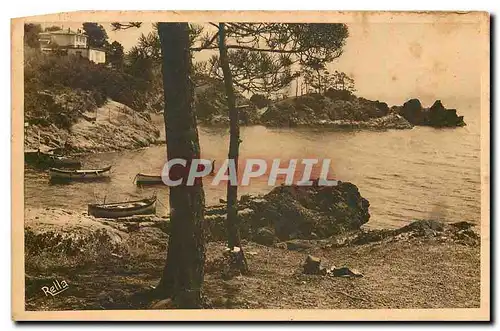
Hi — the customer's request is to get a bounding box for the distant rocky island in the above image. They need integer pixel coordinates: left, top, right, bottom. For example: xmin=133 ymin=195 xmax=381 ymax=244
xmin=396 ymin=98 xmax=466 ymax=128
xmin=196 ymin=83 xmax=467 ymax=130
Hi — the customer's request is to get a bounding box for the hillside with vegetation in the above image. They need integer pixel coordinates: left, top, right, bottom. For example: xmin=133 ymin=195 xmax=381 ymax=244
xmin=24 ymin=47 xmax=161 ymax=153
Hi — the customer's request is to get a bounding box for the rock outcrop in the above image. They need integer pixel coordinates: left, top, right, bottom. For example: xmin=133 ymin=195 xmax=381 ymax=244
xmin=257 ymin=93 xmax=465 ymax=130
xmin=333 ymin=219 xmax=479 ymax=248
xmin=398 ymin=99 xmax=466 ymax=127
xmin=24 ymin=99 xmax=160 ymax=154
xmin=194 ymin=78 xmax=260 ymax=125
xmin=205 ymin=181 xmax=370 ymax=243
xmin=260 ymin=93 xmax=395 ymax=128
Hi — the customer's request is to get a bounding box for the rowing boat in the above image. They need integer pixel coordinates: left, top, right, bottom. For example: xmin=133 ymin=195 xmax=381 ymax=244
xmin=88 ymin=196 xmax=157 ymax=218
xmin=25 ymin=150 xmax=82 ymax=169
xmin=135 ymin=173 xmax=164 ymax=185
xmin=49 ymin=166 xmax=112 ymax=181
xmin=134 ymin=160 xmax=217 ymax=185
xmin=50 ymin=155 xmax=82 ymax=169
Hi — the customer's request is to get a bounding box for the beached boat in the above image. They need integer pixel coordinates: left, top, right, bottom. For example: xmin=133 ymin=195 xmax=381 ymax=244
xmin=49 ymin=166 xmax=112 ymax=181
xmin=25 ymin=150 xmax=82 ymax=169
xmin=88 ymin=196 xmax=157 ymax=218
xmin=135 ymin=173 xmax=164 ymax=185
xmin=50 ymin=155 xmax=82 ymax=169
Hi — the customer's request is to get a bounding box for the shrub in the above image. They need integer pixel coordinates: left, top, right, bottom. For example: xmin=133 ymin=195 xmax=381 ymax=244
xmin=24 ymin=50 xmax=152 ymax=129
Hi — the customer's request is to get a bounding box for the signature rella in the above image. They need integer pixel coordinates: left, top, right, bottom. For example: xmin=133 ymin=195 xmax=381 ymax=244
xmin=161 ymin=158 xmax=338 ymax=186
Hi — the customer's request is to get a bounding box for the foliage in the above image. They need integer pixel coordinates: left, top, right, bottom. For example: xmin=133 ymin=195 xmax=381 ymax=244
xmin=24 ymin=50 xmax=152 ymax=128
xmin=330 ymin=71 xmax=356 ymax=93
xmin=192 ymin=23 xmax=349 ymax=96
xmin=106 ymin=40 xmax=125 ymax=69
xmin=111 ymin=22 xmax=142 ymax=30
xmin=249 ymin=94 xmax=271 ymax=108
xmin=194 ymin=78 xmax=259 ymax=124
xmin=82 ymin=22 xmax=109 ymax=48
xmin=128 ymin=29 xmax=161 ymax=63
xmin=24 ymin=23 xmax=42 ymax=48
xmin=302 ymin=67 xmax=356 ymax=96
xmin=44 ymin=26 xmax=61 ymax=32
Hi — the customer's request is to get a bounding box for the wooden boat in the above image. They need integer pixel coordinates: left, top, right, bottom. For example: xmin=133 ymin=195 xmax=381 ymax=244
xmin=135 ymin=173 xmax=164 ymax=185
xmin=25 ymin=150 xmax=82 ymax=169
xmin=49 ymin=166 xmax=112 ymax=181
xmin=50 ymin=155 xmax=82 ymax=169
xmin=134 ymin=161 xmax=216 ymax=185
xmin=88 ymin=196 xmax=157 ymax=218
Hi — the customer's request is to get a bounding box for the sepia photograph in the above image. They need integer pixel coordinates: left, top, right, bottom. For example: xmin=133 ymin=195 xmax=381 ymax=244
xmin=11 ymin=11 xmax=490 ymax=321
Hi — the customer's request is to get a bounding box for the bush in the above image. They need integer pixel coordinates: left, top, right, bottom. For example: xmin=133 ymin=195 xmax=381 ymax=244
xmin=324 ymin=88 xmax=354 ymax=101
xmin=24 ymin=50 xmax=152 ymax=128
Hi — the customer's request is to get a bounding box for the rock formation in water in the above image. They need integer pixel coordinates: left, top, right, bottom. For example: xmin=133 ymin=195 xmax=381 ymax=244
xmin=256 ymin=92 xmax=466 ymax=130
xmin=260 ymin=92 xmax=399 ymax=129
xmin=205 ymin=181 xmax=370 ymax=242
xmin=397 ymin=99 xmax=466 ymax=127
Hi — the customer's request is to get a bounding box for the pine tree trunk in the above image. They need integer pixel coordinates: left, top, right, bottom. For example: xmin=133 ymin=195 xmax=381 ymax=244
xmin=317 ymin=69 xmax=321 ymax=95
xmin=156 ymin=22 xmax=206 ymax=308
xmin=218 ymin=23 xmax=248 ymax=272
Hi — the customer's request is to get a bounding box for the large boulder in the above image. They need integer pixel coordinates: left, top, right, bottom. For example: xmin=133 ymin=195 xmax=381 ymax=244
xmin=399 ymin=99 xmax=466 ymax=127
xmin=253 ymin=227 xmax=277 ymax=246
xmin=400 ymin=99 xmax=426 ymax=125
xmin=202 ymin=181 xmax=370 ymax=243
xmin=428 ymin=100 xmax=466 ymax=127
xmin=241 ymin=181 xmax=370 ymax=240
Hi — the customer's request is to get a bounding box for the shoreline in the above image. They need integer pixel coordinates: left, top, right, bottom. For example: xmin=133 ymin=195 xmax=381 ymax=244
xmin=24 ymin=99 xmax=161 ymax=156
xmin=24 ymin=205 xmax=480 ymax=310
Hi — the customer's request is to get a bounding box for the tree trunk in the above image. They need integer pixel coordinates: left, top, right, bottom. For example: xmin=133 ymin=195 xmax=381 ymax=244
xmin=156 ymin=22 xmax=206 ymax=308
xmin=316 ymin=69 xmax=321 ymax=95
xmin=218 ymin=23 xmax=248 ymax=272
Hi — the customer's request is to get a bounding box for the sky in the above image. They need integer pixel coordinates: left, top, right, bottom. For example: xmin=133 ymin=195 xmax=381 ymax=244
xmin=40 ymin=21 xmax=483 ymax=107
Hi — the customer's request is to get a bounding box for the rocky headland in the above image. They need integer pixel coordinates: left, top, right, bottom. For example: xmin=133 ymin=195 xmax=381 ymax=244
xmin=258 ymin=91 xmax=466 ymax=130
xmin=197 ymin=83 xmax=466 ymax=130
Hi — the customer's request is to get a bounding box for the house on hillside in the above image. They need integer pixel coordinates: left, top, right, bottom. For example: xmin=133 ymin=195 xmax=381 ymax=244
xmin=39 ymin=28 xmax=106 ymax=64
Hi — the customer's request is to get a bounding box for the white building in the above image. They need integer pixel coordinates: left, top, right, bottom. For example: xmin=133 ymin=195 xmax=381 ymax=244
xmin=39 ymin=28 xmax=106 ymax=64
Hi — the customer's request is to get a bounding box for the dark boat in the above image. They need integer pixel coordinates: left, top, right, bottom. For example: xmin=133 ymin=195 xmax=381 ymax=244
xmin=88 ymin=196 xmax=157 ymax=218
xmin=49 ymin=166 xmax=111 ymax=181
xmin=135 ymin=173 xmax=164 ymax=185
xmin=25 ymin=150 xmax=82 ymax=169
xmin=50 ymin=155 xmax=82 ymax=169
xmin=134 ymin=160 xmax=216 ymax=185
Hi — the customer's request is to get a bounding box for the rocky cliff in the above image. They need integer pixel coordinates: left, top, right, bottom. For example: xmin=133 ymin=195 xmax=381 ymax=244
xmin=24 ymin=97 xmax=160 ymax=154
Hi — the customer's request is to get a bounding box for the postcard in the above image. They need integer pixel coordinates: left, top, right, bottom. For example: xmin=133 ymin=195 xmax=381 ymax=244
xmin=12 ymin=11 xmax=490 ymax=321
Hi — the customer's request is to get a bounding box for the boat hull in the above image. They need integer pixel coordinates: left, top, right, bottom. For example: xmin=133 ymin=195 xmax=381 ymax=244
xmin=49 ymin=166 xmax=111 ymax=181
xmin=88 ymin=197 xmax=157 ymax=218
xmin=51 ymin=157 xmax=82 ymax=169
xmin=135 ymin=174 xmax=164 ymax=185
xmin=25 ymin=151 xmax=82 ymax=169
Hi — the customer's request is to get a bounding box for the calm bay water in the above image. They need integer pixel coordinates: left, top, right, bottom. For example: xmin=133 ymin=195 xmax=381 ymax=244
xmin=24 ymin=100 xmax=481 ymax=229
